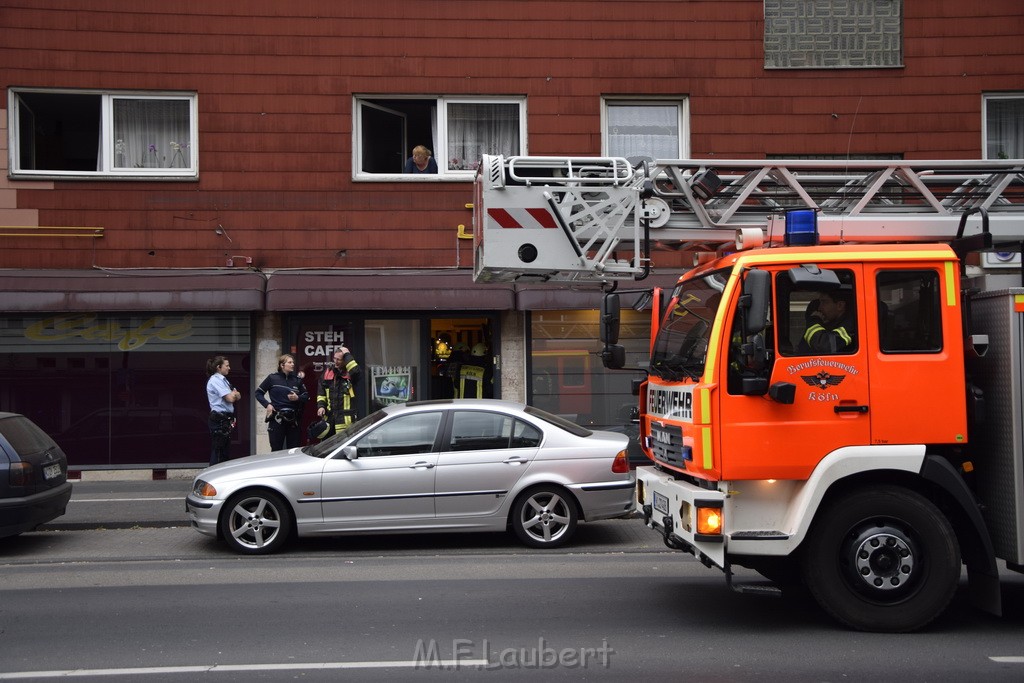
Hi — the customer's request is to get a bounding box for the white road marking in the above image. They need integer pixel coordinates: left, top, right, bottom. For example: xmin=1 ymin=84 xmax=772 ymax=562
xmin=0 ymin=660 xmax=489 ymax=679
xmin=989 ymin=656 xmax=1024 ymax=663
xmin=70 ymin=498 xmax=180 ymax=503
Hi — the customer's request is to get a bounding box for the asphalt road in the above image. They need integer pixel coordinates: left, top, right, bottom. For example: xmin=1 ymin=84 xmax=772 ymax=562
xmin=1 ymin=478 xmax=1022 ymax=680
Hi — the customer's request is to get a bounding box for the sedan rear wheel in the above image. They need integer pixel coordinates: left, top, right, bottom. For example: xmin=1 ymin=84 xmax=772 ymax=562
xmin=511 ymin=486 xmax=578 ymax=548
xmin=220 ymin=490 xmax=293 ymax=555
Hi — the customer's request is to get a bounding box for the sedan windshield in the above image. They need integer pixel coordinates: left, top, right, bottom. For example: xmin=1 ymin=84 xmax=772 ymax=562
xmin=650 ymin=268 xmax=729 ymax=381
xmin=303 ymin=409 xmax=388 ymax=458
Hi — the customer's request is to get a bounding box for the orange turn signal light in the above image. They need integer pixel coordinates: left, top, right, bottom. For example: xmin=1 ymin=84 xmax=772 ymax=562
xmin=696 ymin=506 xmax=723 ymax=535
xmin=196 ymin=481 xmax=218 ymax=497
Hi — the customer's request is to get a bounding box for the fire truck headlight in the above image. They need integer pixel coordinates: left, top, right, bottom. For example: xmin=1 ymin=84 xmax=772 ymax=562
xmin=696 ymin=505 xmax=723 ymax=535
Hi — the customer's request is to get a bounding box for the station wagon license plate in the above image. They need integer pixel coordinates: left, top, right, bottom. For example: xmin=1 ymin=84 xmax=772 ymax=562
xmin=43 ymin=463 xmax=62 ymax=480
xmin=653 ymin=491 xmax=669 ymax=516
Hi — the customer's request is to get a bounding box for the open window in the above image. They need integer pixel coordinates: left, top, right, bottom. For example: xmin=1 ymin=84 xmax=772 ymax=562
xmin=354 ymin=96 xmax=525 ymax=180
xmin=9 ymin=88 xmax=198 ymax=178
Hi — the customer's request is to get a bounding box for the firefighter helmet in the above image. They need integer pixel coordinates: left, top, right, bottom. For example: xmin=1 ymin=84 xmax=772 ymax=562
xmin=471 ymin=343 xmax=488 ymax=357
xmin=307 ymin=419 xmax=331 ymax=440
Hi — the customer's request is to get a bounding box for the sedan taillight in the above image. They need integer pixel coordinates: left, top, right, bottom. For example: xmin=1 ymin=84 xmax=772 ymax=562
xmin=611 ymin=450 xmax=629 ymax=474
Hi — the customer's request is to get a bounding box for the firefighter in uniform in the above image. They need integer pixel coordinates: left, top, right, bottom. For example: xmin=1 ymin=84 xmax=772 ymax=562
xmin=458 ymin=343 xmax=493 ymax=399
xmin=317 ymin=346 xmax=361 ymax=434
xmin=799 ymin=289 xmax=856 ymax=354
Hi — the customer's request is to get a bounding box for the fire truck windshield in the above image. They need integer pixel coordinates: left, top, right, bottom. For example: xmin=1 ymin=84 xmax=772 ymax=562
xmin=650 ymin=268 xmax=728 ymax=381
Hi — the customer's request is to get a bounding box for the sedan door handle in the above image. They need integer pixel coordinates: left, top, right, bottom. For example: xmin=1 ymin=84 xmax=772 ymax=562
xmin=410 ymin=461 xmax=435 ymax=469
xmin=503 ymin=457 xmax=527 ymax=466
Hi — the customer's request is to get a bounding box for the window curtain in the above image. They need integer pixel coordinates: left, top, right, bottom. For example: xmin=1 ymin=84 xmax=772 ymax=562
xmin=607 ymin=104 xmax=680 ymax=160
xmin=986 ymin=98 xmax=1024 ymax=159
xmin=113 ymin=99 xmax=191 ymax=169
xmin=446 ymin=103 xmax=519 ymax=172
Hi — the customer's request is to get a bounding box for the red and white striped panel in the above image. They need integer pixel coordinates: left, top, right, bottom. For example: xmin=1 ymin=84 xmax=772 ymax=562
xmin=486 ymin=207 xmax=558 ymax=229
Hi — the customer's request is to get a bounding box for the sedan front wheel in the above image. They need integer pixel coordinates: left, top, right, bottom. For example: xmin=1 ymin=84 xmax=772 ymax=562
xmin=220 ymin=490 xmax=293 ymax=555
xmin=511 ymin=486 xmax=578 ymax=548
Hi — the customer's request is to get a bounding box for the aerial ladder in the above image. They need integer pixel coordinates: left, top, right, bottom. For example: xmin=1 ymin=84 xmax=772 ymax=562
xmin=472 ymin=154 xmax=1024 ymax=283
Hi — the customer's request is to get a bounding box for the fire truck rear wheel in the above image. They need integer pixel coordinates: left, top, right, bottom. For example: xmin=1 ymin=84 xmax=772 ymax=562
xmin=800 ymin=485 xmax=960 ymax=632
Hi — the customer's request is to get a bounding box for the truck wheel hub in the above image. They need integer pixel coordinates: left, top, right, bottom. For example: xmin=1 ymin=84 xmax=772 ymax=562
xmin=851 ymin=528 xmax=915 ymax=591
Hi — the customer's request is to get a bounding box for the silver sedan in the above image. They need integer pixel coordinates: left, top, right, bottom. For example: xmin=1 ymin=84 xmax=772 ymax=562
xmin=186 ymin=399 xmax=634 ymax=554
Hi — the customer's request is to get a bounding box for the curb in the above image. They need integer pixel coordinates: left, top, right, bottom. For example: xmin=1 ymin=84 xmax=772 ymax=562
xmin=69 ymin=469 xmax=202 ymax=482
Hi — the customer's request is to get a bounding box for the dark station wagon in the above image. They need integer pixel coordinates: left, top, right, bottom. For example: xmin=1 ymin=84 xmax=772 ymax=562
xmin=0 ymin=412 xmax=73 ymax=539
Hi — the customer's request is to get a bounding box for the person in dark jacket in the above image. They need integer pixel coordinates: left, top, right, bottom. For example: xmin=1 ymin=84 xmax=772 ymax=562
xmin=403 ymin=145 xmax=438 ymax=174
xmin=317 ymin=346 xmax=362 ymax=435
xmin=799 ymin=289 xmax=856 ymax=354
xmin=255 ymin=354 xmax=308 ymax=451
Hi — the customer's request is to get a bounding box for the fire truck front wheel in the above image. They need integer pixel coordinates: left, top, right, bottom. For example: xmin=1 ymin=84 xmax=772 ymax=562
xmin=800 ymin=485 xmax=960 ymax=633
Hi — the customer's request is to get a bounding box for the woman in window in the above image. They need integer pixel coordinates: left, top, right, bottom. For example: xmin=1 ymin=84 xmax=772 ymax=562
xmin=404 ymin=145 xmax=438 ymax=174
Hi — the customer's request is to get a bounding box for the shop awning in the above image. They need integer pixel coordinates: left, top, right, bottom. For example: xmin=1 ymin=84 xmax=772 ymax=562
xmin=514 ymin=272 xmax=685 ymax=310
xmin=265 ymin=269 xmax=517 ymax=311
xmin=0 ymin=269 xmax=266 ymax=312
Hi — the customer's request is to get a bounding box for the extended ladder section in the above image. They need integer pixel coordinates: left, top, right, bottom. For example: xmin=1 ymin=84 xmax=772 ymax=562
xmin=472 ymin=154 xmax=1024 ymax=283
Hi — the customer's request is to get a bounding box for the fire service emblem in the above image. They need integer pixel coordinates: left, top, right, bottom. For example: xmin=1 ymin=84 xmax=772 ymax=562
xmin=802 ymin=371 xmax=846 ymax=390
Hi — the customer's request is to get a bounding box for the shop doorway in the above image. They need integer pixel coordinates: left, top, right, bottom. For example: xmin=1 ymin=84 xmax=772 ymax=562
xmin=429 ymin=317 xmax=493 ymax=400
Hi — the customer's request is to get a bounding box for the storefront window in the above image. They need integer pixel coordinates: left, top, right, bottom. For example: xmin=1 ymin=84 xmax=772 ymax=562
xmin=366 ymin=319 xmax=420 ymax=408
xmin=529 ymin=309 xmax=649 ymax=436
xmin=0 ymin=313 xmax=251 ymax=468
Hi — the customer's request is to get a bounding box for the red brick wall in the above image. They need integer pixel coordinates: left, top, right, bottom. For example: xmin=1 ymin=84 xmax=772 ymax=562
xmin=0 ymin=0 xmax=1021 ymax=271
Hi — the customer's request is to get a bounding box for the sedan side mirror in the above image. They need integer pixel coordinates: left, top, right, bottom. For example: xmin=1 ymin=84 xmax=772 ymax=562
xmin=341 ymin=445 xmax=359 ymax=460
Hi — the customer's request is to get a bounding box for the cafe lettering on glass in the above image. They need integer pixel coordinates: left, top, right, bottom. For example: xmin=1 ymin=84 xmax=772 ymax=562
xmin=22 ymin=314 xmax=194 ymax=351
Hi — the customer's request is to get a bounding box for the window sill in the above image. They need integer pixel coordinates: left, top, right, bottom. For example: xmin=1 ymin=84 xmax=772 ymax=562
xmin=353 ymin=173 xmax=475 ymax=183
xmin=9 ymin=171 xmax=199 ymax=182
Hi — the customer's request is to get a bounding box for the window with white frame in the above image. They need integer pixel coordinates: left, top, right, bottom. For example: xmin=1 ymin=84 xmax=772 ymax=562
xmin=354 ymin=96 xmax=525 ymax=179
xmin=984 ymin=94 xmax=1024 ymax=159
xmin=603 ymin=100 xmax=687 ymax=160
xmin=9 ymin=89 xmax=198 ymax=178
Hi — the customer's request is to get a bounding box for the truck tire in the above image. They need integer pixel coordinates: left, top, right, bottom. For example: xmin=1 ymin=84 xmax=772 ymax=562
xmin=800 ymin=485 xmax=960 ymax=632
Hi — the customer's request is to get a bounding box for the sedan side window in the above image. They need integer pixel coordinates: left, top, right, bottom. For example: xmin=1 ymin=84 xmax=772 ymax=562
xmin=354 ymin=412 xmax=442 ymax=458
xmin=447 ymin=411 xmax=541 ymax=451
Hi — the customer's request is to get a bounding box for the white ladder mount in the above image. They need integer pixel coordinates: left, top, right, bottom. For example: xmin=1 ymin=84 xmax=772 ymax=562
xmin=472 ymin=154 xmax=1024 ymax=283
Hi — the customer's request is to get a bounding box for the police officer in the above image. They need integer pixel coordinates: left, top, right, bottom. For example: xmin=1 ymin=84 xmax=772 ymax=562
xmin=317 ymin=346 xmax=361 ymax=434
xmin=255 ymin=353 xmax=308 ymax=451
xmin=458 ymin=343 xmax=493 ymax=399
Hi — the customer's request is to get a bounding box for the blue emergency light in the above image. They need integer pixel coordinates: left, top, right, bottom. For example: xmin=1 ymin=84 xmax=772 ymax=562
xmin=784 ymin=209 xmax=819 ymax=246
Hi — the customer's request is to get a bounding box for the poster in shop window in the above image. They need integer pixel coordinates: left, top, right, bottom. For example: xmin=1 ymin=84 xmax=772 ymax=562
xmin=371 ymin=365 xmax=413 ymax=405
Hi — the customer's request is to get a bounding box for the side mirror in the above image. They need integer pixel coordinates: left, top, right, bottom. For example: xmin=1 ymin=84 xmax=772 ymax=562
xmin=600 ymin=293 xmax=620 ymax=345
xmin=601 ymin=344 xmax=626 ymax=369
xmin=341 ymin=445 xmax=359 ymax=460
xmin=741 ymin=269 xmax=770 ymax=336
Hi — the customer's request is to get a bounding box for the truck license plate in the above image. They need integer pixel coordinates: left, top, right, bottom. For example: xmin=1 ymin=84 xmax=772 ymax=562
xmin=653 ymin=491 xmax=669 ymax=516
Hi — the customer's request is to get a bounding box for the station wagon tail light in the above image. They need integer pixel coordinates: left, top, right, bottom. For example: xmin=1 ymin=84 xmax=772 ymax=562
xmin=696 ymin=505 xmax=723 ymax=535
xmin=9 ymin=462 xmax=32 ymax=487
xmin=611 ymin=450 xmax=629 ymax=474
xmin=194 ymin=481 xmax=217 ymax=497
